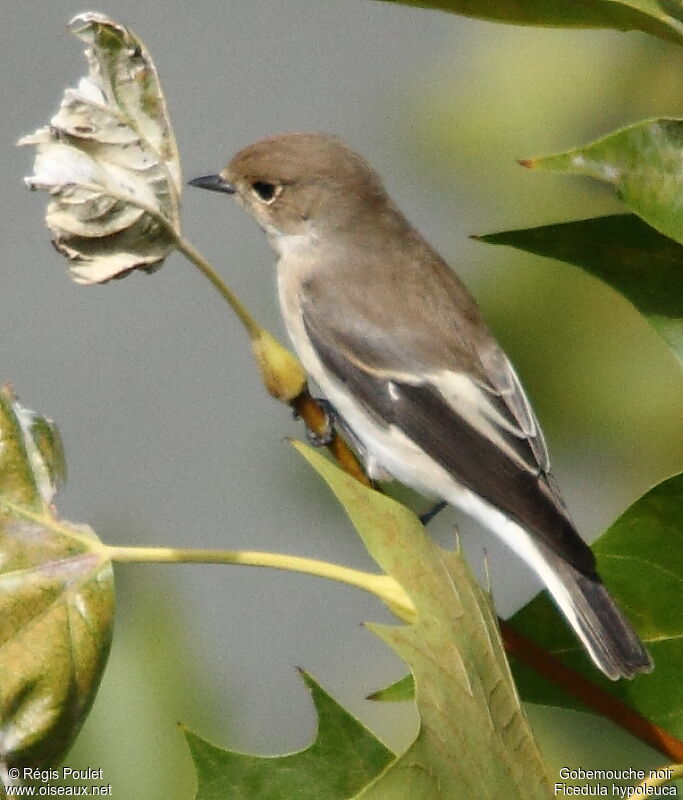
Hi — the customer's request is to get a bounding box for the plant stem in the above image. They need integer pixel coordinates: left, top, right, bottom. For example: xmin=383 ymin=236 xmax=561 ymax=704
xmin=291 ymin=389 xmax=372 ymax=488
xmin=173 ymin=234 xmax=262 ymax=339
xmin=500 ymin=620 xmax=683 ymax=763
xmin=106 ymin=544 xmax=416 ymax=622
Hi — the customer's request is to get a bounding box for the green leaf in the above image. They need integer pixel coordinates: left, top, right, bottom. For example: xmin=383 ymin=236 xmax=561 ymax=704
xmin=294 ymin=444 xmax=551 ymax=800
xmin=0 ymin=385 xmax=114 ymax=776
xmin=476 ymin=214 xmax=683 ymax=364
xmin=183 ymin=670 xmax=395 ymax=800
xmin=367 ymin=675 xmax=414 ymax=703
xmin=510 ymin=473 xmax=683 ymax=736
xmin=0 ymin=387 xmax=63 ymax=514
xmin=374 ymin=0 xmax=683 ymax=46
xmin=521 ymin=119 xmax=683 ymax=245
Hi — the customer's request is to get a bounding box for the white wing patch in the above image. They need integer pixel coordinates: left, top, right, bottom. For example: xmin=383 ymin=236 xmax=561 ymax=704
xmin=428 ymin=369 xmax=545 ymax=477
xmin=479 ymin=345 xmax=550 ymax=473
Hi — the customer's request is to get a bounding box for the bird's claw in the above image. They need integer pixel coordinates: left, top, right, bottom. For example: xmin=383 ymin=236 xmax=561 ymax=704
xmin=305 ymin=398 xmax=336 ymax=447
xmin=419 ymin=500 xmax=447 ymax=526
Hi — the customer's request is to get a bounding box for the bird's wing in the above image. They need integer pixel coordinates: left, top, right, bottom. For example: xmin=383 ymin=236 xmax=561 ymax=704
xmin=300 ymin=267 xmax=596 ymax=576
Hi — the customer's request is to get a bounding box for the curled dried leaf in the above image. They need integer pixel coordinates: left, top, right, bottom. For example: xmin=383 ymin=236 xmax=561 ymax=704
xmin=19 ymin=13 xmax=181 ymax=284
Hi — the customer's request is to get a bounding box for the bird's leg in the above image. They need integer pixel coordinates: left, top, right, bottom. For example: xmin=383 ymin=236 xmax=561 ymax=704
xmin=293 ymin=397 xmax=336 ymax=447
xmin=419 ymin=500 xmax=448 ymax=526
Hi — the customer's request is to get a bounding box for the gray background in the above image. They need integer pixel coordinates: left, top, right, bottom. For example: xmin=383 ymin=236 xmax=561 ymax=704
xmin=3 ymin=1 xmax=683 ymax=797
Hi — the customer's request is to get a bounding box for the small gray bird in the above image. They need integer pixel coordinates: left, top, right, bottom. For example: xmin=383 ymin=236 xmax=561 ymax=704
xmin=190 ymin=132 xmax=652 ymax=680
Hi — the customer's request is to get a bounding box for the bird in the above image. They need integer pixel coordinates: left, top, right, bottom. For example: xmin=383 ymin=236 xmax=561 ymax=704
xmin=189 ymin=132 xmax=652 ymax=680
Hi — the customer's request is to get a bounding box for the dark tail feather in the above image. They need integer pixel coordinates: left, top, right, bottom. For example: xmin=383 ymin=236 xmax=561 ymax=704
xmin=545 ymin=548 xmax=653 ymax=680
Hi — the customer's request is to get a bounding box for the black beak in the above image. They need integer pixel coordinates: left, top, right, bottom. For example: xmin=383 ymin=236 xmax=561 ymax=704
xmin=188 ymin=174 xmax=236 ymax=194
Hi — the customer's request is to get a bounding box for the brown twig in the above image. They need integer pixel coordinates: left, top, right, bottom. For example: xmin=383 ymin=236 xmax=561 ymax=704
xmin=290 ymin=388 xmax=372 ymax=488
xmin=500 ymin=619 xmax=683 ymax=762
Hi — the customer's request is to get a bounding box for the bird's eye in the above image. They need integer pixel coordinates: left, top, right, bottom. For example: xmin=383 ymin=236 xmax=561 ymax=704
xmin=252 ymin=181 xmax=279 ymax=203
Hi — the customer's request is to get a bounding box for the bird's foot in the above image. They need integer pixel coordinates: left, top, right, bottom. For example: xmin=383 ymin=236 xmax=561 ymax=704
xmin=293 ymin=397 xmax=336 ymax=447
xmin=419 ymin=500 xmax=447 ymax=526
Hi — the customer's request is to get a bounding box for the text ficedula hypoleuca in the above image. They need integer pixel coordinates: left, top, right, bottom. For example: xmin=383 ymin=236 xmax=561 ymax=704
xmin=190 ymin=132 xmax=652 ymax=680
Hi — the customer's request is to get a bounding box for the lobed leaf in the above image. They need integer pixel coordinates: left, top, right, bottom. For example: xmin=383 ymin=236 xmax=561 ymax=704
xmin=520 ymin=119 xmax=683 ymax=246
xmin=510 ymin=473 xmax=683 ymax=737
xmin=184 ymin=671 xmax=395 ymax=800
xmin=294 ymin=445 xmax=551 ymax=800
xmin=476 ymin=214 xmax=683 ymax=364
xmin=19 ymin=13 xmax=180 ymax=284
xmin=184 ymin=444 xmax=551 ymax=797
xmin=0 ymin=385 xmax=114 ymax=777
xmin=367 ymin=674 xmax=414 ymax=703
xmin=374 ymin=0 xmax=683 ymax=45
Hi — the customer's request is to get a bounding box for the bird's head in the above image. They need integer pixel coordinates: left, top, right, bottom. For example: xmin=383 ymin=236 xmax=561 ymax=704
xmin=189 ymin=132 xmax=390 ymax=246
